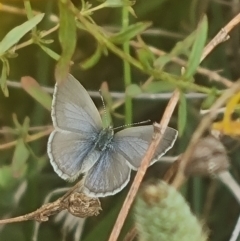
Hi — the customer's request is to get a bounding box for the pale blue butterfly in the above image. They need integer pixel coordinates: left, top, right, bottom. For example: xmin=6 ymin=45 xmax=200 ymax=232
xmin=47 ymin=74 xmax=178 ymax=197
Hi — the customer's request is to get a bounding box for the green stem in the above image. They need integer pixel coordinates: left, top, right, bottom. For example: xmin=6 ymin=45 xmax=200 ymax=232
xmin=122 ymin=6 xmax=132 ymax=124
xmin=81 ymin=3 xmax=106 ymax=16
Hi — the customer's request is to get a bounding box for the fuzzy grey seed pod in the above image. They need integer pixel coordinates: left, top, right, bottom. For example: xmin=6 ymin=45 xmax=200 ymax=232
xmin=135 ymin=181 xmax=208 ymax=241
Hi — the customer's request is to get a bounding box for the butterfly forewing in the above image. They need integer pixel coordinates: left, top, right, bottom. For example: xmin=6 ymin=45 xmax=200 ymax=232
xmin=113 ymin=126 xmax=178 ymax=169
xmin=83 ymin=150 xmax=131 ymax=197
xmin=48 ymin=131 xmax=100 ymax=181
xmin=52 ymin=74 xmax=102 ymax=132
xmin=48 ymin=75 xmax=103 ymax=181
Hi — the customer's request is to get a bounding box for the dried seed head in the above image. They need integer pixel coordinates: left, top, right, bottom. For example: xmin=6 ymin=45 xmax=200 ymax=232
xmin=185 ymin=135 xmax=230 ymax=177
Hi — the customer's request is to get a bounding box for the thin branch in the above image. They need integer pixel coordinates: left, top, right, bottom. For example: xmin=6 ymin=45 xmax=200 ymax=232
xmin=6 ymin=78 xmax=207 ymax=100
xmin=0 ymin=128 xmax=52 ymax=150
xmin=201 ymin=13 xmax=240 ymax=61
xmin=0 ymin=181 xmax=101 ymax=225
xmin=131 ymin=41 xmax=233 ymax=87
xmin=0 ymin=3 xmax=59 ymax=22
xmin=229 ymin=213 xmax=240 ymax=241
xmin=13 ymin=24 xmax=59 ymax=51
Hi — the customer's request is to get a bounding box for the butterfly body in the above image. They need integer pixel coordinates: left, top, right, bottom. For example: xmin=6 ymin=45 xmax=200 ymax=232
xmin=48 ymin=74 xmax=178 ymax=197
xmin=95 ymin=127 xmax=114 ymax=152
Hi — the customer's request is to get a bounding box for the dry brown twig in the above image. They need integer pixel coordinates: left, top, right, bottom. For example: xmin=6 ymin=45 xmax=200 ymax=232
xmin=0 ymin=181 xmax=101 ymax=225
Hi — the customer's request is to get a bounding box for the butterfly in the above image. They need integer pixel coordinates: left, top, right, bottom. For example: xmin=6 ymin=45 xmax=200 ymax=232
xmin=47 ymin=74 xmax=178 ymax=197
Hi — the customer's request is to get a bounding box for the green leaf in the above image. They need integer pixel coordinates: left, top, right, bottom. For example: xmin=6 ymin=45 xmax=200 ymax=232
xmin=155 ymin=30 xmax=197 ymax=69
xmin=38 ymin=44 xmax=60 ymax=61
xmin=184 ymin=15 xmax=208 ymax=78
xmin=22 ymin=117 xmax=30 ymax=138
xmin=201 ymin=88 xmax=218 ymax=110
xmin=0 ymin=13 xmax=45 ymax=55
xmin=12 ymin=114 xmax=30 ymax=137
xmin=0 ymin=166 xmax=13 ymax=189
xmin=11 ymin=139 xmax=29 ymax=179
xmin=126 ymin=84 xmax=142 ymax=97
xmin=137 ymin=48 xmax=155 ymax=70
xmin=80 ymin=44 xmax=103 ymax=69
xmin=21 ymin=76 xmax=52 ymax=110
xmin=178 ymin=92 xmax=187 ymax=137
xmin=55 ymin=2 xmax=77 ymax=83
xmin=143 ymin=81 xmax=175 ymax=93
xmin=0 ymin=59 xmax=9 ymax=96
xmin=109 ymin=22 xmax=152 ymax=44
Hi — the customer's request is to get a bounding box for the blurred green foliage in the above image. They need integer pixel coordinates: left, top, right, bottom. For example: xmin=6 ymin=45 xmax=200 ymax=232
xmin=0 ymin=0 xmax=239 ymax=241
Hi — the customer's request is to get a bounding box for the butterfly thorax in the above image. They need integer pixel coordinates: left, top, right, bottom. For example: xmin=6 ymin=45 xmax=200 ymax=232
xmin=95 ymin=127 xmax=114 ymax=151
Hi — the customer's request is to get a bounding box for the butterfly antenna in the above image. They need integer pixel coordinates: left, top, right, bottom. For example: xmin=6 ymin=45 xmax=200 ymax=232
xmin=99 ymin=89 xmax=109 ymax=127
xmin=113 ymin=119 xmax=151 ymax=131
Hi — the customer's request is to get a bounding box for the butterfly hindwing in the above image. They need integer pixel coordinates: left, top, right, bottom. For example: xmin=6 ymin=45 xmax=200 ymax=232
xmin=113 ymin=126 xmax=178 ymax=170
xmin=83 ymin=150 xmax=131 ymax=197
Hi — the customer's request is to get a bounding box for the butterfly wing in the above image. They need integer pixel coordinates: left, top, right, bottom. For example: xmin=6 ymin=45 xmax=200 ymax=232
xmin=48 ymin=74 xmax=102 ymax=181
xmin=48 ymin=131 xmax=100 ymax=181
xmin=83 ymin=150 xmax=131 ymax=197
xmin=113 ymin=126 xmax=178 ymax=170
xmin=51 ymin=74 xmax=102 ymax=133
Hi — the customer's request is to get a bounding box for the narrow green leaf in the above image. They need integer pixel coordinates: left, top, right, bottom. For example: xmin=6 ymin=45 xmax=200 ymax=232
xmin=38 ymin=44 xmax=60 ymax=61
xmin=55 ymin=2 xmax=76 ymax=83
xmin=0 ymin=13 xmax=45 ymax=55
xmin=155 ymin=30 xmax=197 ymax=69
xmin=0 ymin=60 xmax=9 ymax=97
xmin=126 ymin=84 xmax=142 ymax=97
xmin=12 ymin=114 xmax=30 ymax=137
xmin=21 ymin=76 xmax=52 ymax=110
xmin=143 ymin=81 xmax=175 ymax=93
xmin=22 ymin=117 xmax=30 ymax=138
xmin=137 ymin=48 xmax=155 ymax=70
xmin=12 ymin=113 xmax=22 ymax=130
xmin=24 ymin=0 xmax=35 ymax=20
xmin=104 ymin=0 xmax=135 ymax=8
xmin=184 ymin=15 xmax=208 ymax=78
xmin=127 ymin=6 xmax=137 ymax=18
xmin=201 ymin=88 xmax=218 ymax=110
xmin=178 ymin=92 xmax=187 ymax=137
xmin=109 ymin=22 xmax=152 ymax=44
xmin=11 ymin=139 xmax=29 ymax=178
xmin=80 ymin=44 xmax=103 ymax=69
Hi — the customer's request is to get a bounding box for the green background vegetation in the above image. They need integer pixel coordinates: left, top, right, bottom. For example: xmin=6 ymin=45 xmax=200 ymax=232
xmin=0 ymin=0 xmax=239 ymax=241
